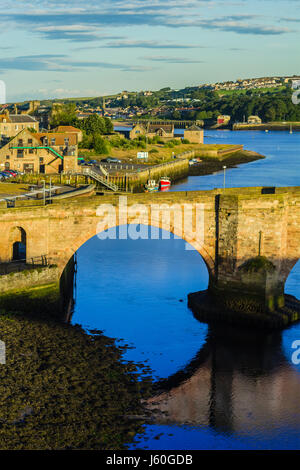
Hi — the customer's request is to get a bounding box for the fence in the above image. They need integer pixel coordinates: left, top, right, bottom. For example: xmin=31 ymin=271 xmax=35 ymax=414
xmin=0 ymin=255 xmax=50 ymax=275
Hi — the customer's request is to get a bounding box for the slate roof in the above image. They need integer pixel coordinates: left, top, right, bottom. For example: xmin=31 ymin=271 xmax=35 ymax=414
xmin=9 ymin=114 xmax=38 ymax=123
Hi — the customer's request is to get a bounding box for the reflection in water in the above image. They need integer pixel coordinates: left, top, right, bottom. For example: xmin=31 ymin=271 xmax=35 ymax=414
xmin=147 ymin=325 xmax=300 ymax=438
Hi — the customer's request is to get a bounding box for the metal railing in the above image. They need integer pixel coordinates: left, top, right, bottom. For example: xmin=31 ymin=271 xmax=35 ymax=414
xmin=82 ymin=167 xmax=119 ymax=191
xmin=0 ymin=254 xmax=50 ymax=275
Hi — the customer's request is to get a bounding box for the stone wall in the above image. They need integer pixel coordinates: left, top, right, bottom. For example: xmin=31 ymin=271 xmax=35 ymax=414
xmin=0 ymin=265 xmax=59 ymax=294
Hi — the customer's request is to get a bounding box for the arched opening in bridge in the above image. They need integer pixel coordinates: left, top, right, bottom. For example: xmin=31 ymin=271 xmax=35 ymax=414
xmin=285 ymin=259 xmax=300 ymax=301
xmin=60 ymin=225 xmax=210 ymax=379
xmin=10 ymin=227 xmax=27 ymax=261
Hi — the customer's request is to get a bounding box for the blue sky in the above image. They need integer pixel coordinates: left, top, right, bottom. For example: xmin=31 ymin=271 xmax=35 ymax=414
xmin=0 ymin=0 xmax=299 ymax=101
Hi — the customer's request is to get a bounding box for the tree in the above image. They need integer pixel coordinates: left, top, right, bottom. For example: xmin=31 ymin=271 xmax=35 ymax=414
xmin=82 ymin=114 xmax=106 ymax=135
xmin=104 ymin=117 xmax=114 ymax=134
xmin=93 ymin=135 xmax=110 ymax=154
xmin=264 ymin=105 xmax=276 ymax=122
xmin=50 ymin=102 xmax=78 ymax=127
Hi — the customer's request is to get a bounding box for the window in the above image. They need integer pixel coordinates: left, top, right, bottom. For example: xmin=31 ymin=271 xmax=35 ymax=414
xmin=23 ymin=163 xmax=34 ymax=174
xmin=51 ymin=138 xmax=56 ymax=146
xmin=64 ymin=137 xmax=69 ymax=145
xmin=28 ymin=139 xmax=33 ymax=144
xmin=29 ymin=149 xmax=34 ymax=154
xmin=17 ymin=150 xmax=24 ymax=158
xmin=39 ymin=157 xmax=44 ymax=163
xmin=18 ymin=139 xmax=23 ymax=146
xmin=6 ymin=155 xmax=10 ymax=160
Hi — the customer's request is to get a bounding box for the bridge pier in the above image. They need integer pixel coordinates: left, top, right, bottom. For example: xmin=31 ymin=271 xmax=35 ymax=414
xmin=209 ymin=256 xmax=285 ymax=314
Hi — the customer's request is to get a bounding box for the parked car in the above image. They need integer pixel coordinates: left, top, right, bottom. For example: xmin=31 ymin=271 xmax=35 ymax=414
xmin=101 ymin=157 xmax=122 ymax=163
xmin=2 ymin=171 xmax=14 ymax=178
xmin=5 ymin=170 xmax=17 ymax=177
xmin=0 ymin=172 xmax=10 ymax=181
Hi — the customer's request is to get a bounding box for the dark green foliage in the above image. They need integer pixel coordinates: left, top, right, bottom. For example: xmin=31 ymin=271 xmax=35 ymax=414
xmin=93 ymin=135 xmax=110 ymax=155
xmin=166 ymin=87 xmax=300 ymax=123
xmin=109 ymin=136 xmax=146 ymax=150
xmin=50 ymin=103 xmax=78 ymax=127
xmin=80 ymin=114 xmax=112 ymax=135
xmin=239 ymin=256 xmax=276 ymax=274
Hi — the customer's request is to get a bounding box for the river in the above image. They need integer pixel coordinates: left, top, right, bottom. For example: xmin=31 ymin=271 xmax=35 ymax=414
xmin=70 ymin=130 xmax=300 ymax=449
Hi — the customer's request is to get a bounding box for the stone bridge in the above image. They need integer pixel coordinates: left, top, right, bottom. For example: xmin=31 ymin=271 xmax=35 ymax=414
xmin=0 ymin=186 xmax=299 ymax=318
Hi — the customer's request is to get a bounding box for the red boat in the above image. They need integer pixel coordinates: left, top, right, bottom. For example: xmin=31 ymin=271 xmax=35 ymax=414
xmin=159 ymin=177 xmax=171 ymax=191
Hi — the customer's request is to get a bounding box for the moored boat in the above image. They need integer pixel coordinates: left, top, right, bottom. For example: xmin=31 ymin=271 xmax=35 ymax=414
xmin=144 ymin=179 xmax=159 ymax=192
xmin=159 ymin=177 xmax=171 ymax=192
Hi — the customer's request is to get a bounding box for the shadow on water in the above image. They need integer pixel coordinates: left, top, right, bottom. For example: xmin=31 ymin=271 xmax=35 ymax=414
xmin=147 ymin=323 xmax=300 ymax=437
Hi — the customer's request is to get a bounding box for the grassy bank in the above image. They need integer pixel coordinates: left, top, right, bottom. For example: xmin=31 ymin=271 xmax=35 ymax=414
xmin=0 ymin=183 xmax=31 ymax=197
xmin=81 ymin=142 xmax=241 ymax=165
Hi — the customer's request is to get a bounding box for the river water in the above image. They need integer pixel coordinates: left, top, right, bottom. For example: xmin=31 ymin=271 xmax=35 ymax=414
xmin=70 ymin=130 xmax=300 ymax=450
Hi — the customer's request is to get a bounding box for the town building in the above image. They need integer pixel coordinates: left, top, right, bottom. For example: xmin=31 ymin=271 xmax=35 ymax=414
xmin=129 ymin=123 xmax=147 ymax=140
xmin=0 ymin=111 xmax=39 ymax=139
xmin=184 ymin=124 xmax=204 ymax=144
xmin=217 ymin=115 xmax=231 ymax=125
xmin=147 ymin=123 xmax=174 ymax=138
xmin=53 ymin=126 xmax=83 ymax=143
xmin=247 ymin=115 xmax=262 ymax=124
xmin=0 ymin=128 xmax=78 ymax=174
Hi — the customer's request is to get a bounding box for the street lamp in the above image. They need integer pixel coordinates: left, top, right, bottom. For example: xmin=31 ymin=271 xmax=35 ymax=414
xmin=49 ymin=176 xmax=52 ymax=203
xmin=41 ymin=179 xmax=46 ymax=206
xmin=223 ymin=166 xmax=227 ymax=189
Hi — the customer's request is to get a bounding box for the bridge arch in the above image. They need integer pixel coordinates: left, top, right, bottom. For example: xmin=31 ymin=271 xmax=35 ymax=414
xmin=57 ymin=217 xmax=215 ymax=280
xmin=9 ymin=226 xmax=27 ymax=261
